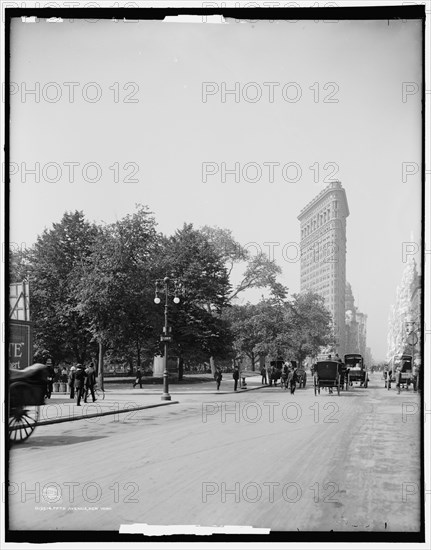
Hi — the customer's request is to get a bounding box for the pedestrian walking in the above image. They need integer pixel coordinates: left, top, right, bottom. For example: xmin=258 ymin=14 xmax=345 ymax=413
xmin=232 ymin=366 xmax=240 ymax=392
xmin=133 ymin=367 xmax=143 ymax=389
xmin=68 ymin=366 xmax=76 ymax=399
xmin=84 ymin=362 xmax=97 ymax=403
xmin=260 ymin=365 xmax=267 ymax=385
xmin=214 ymin=367 xmax=223 ymax=390
xmin=45 ymin=358 xmax=54 ymax=399
xmin=75 ymin=364 xmax=86 ymax=406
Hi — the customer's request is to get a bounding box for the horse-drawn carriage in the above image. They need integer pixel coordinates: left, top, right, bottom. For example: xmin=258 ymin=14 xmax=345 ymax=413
xmin=269 ymin=359 xmax=283 ymax=386
xmin=313 ymin=361 xmax=342 ymax=395
xmin=344 ymin=354 xmax=368 ymax=388
xmin=9 ymin=364 xmax=48 ymax=443
xmin=386 ymin=354 xmax=414 ymax=392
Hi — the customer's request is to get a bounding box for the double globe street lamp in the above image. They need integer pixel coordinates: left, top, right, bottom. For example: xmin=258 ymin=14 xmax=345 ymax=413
xmin=154 ymin=276 xmax=183 ymax=401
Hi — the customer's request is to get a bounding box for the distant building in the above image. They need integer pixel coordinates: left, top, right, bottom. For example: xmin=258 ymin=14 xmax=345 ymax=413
xmin=356 ymin=311 xmax=368 ymax=358
xmin=298 ymin=181 xmax=349 ymax=356
xmin=345 ymin=281 xmax=370 ymax=361
xmin=409 ymin=264 xmax=421 ymax=363
xmin=387 ymin=257 xmax=421 ymax=364
xmin=345 ymin=282 xmax=359 ymax=353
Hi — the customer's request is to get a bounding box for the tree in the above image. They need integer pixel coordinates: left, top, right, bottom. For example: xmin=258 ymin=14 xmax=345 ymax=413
xmin=284 ymin=292 xmax=335 ymax=365
xmin=222 ymin=300 xmax=283 ymax=370
xmin=75 ymin=205 xmax=163 ymax=371
xmin=17 ymin=211 xmax=100 ymax=364
xmin=201 ymin=226 xmax=287 ymax=301
xmin=223 ymin=292 xmax=334 ymax=370
xmin=201 ymin=226 xmax=287 ymax=373
xmin=160 ymin=224 xmax=234 ymax=369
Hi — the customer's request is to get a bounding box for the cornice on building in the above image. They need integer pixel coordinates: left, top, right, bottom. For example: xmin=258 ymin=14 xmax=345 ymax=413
xmin=297 ymin=181 xmax=350 ymax=222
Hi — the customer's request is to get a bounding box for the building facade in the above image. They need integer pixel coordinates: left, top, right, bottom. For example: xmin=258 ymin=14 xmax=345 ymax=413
xmin=345 ymin=281 xmax=371 ymax=362
xmin=387 ymin=257 xmax=421 ymax=364
xmin=387 ymin=257 xmax=421 ymax=366
xmin=298 ymin=181 xmax=349 ymax=356
xmin=345 ymin=281 xmax=359 ymax=353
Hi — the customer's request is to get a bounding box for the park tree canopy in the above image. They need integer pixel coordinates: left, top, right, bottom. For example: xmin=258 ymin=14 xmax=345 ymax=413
xmin=19 ymin=211 xmax=100 ymax=364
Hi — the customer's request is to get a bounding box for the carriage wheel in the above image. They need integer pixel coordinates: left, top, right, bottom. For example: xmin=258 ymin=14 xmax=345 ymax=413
xmin=337 ymin=383 xmax=340 ymax=396
xmin=314 ymin=382 xmax=317 ymax=396
xmin=9 ymin=405 xmax=40 ymax=443
xmin=318 ymin=386 xmax=321 ymax=395
xmin=364 ymin=377 xmax=368 ymax=388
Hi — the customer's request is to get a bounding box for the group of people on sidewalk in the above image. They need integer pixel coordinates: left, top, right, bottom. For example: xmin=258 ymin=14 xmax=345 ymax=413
xmin=67 ymin=363 xmax=97 ymax=406
xmin=214 ymin=366 xmax=244 ymax=392
xmin=213 ymin=365 xmax=301 ymax=393
xmin=44 ymin=360 xmax=97 ymax=406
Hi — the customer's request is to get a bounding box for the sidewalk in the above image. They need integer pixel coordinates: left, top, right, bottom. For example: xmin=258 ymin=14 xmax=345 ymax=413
xmin=36 ymin=393 xmax=179 ymax=427
xmin=35 ymin=375 xmax=265 ymax=426
xmin=108 ymin=374 xmax=265 ymax=395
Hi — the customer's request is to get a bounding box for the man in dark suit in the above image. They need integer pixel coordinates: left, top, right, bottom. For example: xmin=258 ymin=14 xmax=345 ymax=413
xmin=84 ymin=363 xmax=97 ymax=403
xmin=214 ymin=367 xmax=223 ymax=391
xmin=75 ymin=364 xmax=86 ymax=406
xmin=68 ymin=366 xmax=76 ymax=399
xmin=133 ymin=367 xmax=143 ymax=389
xmin=233 ymin=367 xmax=240 ymax=392
xmin=45 ymin=358 xmax=54 ymax=399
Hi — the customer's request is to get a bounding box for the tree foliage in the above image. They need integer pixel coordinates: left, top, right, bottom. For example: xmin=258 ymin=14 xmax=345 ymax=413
xmin=17 ymin=211 xmax=100 ymax=364
xmin=160 ymin=224 xmax=234 ymax=363
xmin=223 ymin=292 xmax=334 ymax=368
xmin=201 ymin=225 xmax=287 ymax=301
xmin=9 ymin=210 xmax=332 ymax=373
xmin=75 ymin=205 xmax=162 ymax=366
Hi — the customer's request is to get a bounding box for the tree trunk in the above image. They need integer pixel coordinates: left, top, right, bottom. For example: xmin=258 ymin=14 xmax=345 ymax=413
xmin=210 ymin=356 xmax=216 ymax=376
xmin=97 ymin=341 xmax=104 ymax=390
xmin=136 ymin=340 xmax=141 ymax=367
xmin=251 ymin=351 xmax=255 ymax=371
xmin=178 ymin=357 xmax=184 ymax=381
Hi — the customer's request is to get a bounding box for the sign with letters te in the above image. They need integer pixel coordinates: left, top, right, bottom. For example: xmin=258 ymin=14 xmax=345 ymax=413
xmin=9 ymin=321 xmax=33 ymax=370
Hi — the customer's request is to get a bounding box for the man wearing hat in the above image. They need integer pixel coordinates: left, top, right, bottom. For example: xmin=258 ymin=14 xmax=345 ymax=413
xmin=74 ymin=364 xmax=86 ymax=406
xmin=84 ymin=362 xmax=97 ymax=403
xmin=68 ymin=366 xmax=76 ymax=399
xmin=45 ymin=358 xmax=54 ymax=399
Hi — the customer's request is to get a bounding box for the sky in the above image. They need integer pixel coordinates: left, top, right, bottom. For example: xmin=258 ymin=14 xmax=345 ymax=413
xmin=8 ymin=15 xmax=423 ymax=362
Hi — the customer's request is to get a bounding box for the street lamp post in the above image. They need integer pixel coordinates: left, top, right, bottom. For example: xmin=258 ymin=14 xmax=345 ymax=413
xmin=154 ymin=276 xmax=182 ymax=401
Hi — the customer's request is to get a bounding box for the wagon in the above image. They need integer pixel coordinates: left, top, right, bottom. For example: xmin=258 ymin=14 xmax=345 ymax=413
xmin=9 ymin=363 xmax=48 ymax=443
xmin=269 ymin=359 xmax=284 ymax=387
xmin=344 ymin=354 xmax=368 ymax=388
xmin=389 ymin=355 xmax=414 ymax=393
xmin=313 ymin=361 xmax=342 ymax=395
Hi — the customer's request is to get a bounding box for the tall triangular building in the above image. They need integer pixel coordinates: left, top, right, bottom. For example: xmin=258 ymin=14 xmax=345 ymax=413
xmin=298 ymin=181 xmax=349 ymax=356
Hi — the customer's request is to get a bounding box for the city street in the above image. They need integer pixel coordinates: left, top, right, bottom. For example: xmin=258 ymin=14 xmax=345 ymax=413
xmin=8 ymin=372 xmax=421 ymax=533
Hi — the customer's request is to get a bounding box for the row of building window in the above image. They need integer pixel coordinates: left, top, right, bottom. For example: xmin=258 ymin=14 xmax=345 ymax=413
xmin=301 ymin=201 xmax=338 ymax=239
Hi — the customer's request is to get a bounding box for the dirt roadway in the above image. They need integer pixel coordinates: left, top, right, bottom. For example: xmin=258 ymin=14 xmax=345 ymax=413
xmin=7 ymin=373 xmax=422 ymax=533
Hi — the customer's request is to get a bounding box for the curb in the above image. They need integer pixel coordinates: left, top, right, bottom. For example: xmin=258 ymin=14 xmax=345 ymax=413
xmin=17 ymin=400 xmax=180 ymax=429
xmin=104 ymin=385 xmax=267 ymax=396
